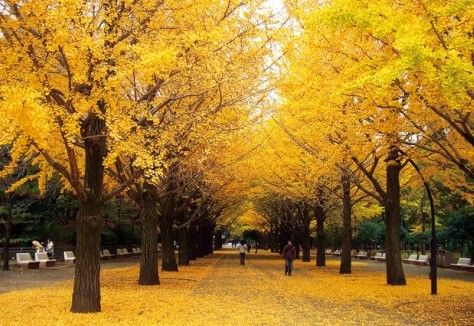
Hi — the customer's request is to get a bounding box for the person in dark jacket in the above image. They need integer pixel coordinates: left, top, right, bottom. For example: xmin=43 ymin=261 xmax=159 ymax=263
xmin=283 ymin=240 xmax=296 ymax=276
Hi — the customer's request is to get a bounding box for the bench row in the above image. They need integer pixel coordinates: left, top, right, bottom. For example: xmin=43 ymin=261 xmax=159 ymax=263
xmin=325 ymin=250 xmax=473 ymax=271
xmin=16 ymin=252 xmax=57 ymax=269
xmin=17 ymin=248 xmax=143 ymax=269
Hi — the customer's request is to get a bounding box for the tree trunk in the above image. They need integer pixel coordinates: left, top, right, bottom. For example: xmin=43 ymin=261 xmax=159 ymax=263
xmin=2 ymin=200 xmax=12 ymax=271
xmin=178 ymin=226 xmax=189 ymax=266
xmin=340 ymin=170 xmax=352 ymax=274
xmin=188 ymin=223 xmax=197 ymax=261
xmin=302 ymin=208 xmax=311 ymax=262
xmin=196 ymin=221 xmax=205 ymax=258
xmin=71 ymin=113 xmax=106 ymax=313
xmin=71 ymin=203 xmax=102 ymax=312
xmin=214 ymin=229 xmax=223 ymax=250
xmin=161 ymin=213 xmax=178 ymax=271
xmin=315 ymin=206 xmax=326 ymax=267
xmin=420 ymin=193 xmax=426 ymax=255
xmin=139 ymin=185 xmax=159 ymax=285
xmin=384 ymin=147 xmax=406 ymax=285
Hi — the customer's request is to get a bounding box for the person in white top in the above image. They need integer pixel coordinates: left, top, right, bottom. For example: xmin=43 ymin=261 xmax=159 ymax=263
xmin=238 ymin=241 xmax=247 ymax=265
xmin=46 ymin=239 xmax=54 ymax=258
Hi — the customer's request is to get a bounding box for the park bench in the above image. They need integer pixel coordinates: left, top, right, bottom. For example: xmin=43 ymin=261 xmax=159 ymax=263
xmin=116 ymin=248 xmax=132 ymax=257
xmin=325 ymin=249 xmax=332 ymax=255
xmin=101 ymin=249 xmax=115 ymax=259
xmin=132 ymin=248 xmax=142 ymax=255
xmin=16 ymin=253 xmax=40 ymax=269
xmin=415 ymin=255 xmax=429 ymax=265
xmin=35 ymin=252 xmax=56 ymax=267
xmin=332 ymin=250 xmax=341 ymax=256
xmin=64 ymin=251 xmax=76 ymax=263
xmin=377 ymin=253 xmax=386 ymax=261
xmin=403 ymin=254 xmax=418 ymax=264
xmin=450 ymin=258 xmax=474 ymax=271
xmin=121 ymin=248 xmax=132 ymax=256
xmin=355 ymin=251 xmax=368 ymax=259
xmin=371 ymin=252 xmax=382 ymax=260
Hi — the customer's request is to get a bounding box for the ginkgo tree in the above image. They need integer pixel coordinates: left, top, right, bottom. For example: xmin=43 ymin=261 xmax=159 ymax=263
xmin=0 ymin=0 xmax=275 ymax=313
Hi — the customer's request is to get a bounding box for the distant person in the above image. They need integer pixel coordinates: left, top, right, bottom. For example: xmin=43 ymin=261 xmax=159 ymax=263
xmin=32 ymin=240 xmax=43 ymax=253
xmin=46 ymin=239 xmax=54 ymax=258
xmin=247 ymin=242 xmax=251 ymax=253
xmin=283 ymin=240 xmax=296 ymax=276
xmin=238 ymin=241 xmax=247 ymax=265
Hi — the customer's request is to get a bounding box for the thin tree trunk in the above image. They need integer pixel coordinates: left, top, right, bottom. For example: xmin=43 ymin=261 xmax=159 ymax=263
xmin=139 ymin=185 xmax=159 ymax=285
xmin=384 ymin=147 xmax=406 ymax=285
xmin=315 ymin=206 xmax=326 ymax=267
xmin=188 ymin=223 xmax=197 ymax=261
xmin=214 ymin=229 xmax=223 ymax=250
xmin=178 ymin=226 xmax=189 ymax=266
xmin=196 ymin=221 xmax=205 ymax=258
xmin=161 ymin=213 xmax=178 ymax=271
xmin=302 ymin=210 xmax=311 ymax=262
xmin=340 ymin=170 xmax=352 ymax=274
xmin=71 ymin=113 xmax=106 ymax=313
xmin=420 ymin=193 xmax=426 ymax=255
xmin=2 ymin=202 xmax=12 ymax=271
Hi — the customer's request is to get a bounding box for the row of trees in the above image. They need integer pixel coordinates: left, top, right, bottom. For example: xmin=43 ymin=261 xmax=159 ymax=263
xmin=246 ymin=0 xmax=473 ymax=287
xmin=0 ymin=0 xmax=278 ymax=313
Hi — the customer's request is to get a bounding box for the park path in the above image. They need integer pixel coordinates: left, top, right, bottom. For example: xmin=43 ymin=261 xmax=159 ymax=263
xmin=189 ymin=251 xmax=425 ymax=325
xmin=1 ymin=250 xmax=472 ymax=325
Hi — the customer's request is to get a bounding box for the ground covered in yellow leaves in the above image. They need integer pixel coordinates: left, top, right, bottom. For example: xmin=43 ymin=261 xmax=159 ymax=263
xmin=0 ymin=251 xmax=473 ymax=325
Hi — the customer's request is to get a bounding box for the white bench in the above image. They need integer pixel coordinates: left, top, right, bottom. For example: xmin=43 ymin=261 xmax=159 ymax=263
xmin=101 ymin=249 xmax=115 ymax=259
xmin=116 ymin=248 xmax=131 ymax=257
xmin=64 ymin=251 xmax=76 ymax=263
xmin=403 ymin=254 xmax=418 ymax=263
xmin=16 ymin=253 xmax=40 ymax=269
xmin=325 ymin=249 xmax=332 ymax=255
xmin=121 ymin=248 xmax=132 ymax=256
xmin=132 ymin=248 xmax=142 ymax=254
xmin=356 ymin=251 xmax=368 ymax=259
xmin=416 ymin=255 xmax=429 ymax=265
xmin=35 ymin=252 xmax=56 ymax=267
xmin=371 ymin=252 xmax=382 ymax=260
xmin=450 ymin=258 xmax=474 ymax=271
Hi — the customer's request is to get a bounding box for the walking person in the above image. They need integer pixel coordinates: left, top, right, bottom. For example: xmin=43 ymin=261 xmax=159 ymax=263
xmin=238 ymin=240 xmax=247 ymax=265
xmin=283 ymin=240 xmax=296 ymax=276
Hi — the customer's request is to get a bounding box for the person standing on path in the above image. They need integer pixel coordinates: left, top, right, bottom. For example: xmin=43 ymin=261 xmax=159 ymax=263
xmin=283 ymin=240 xmax=296 ymax=276
xmin=238 ymin=241 xmax=247 ymax=265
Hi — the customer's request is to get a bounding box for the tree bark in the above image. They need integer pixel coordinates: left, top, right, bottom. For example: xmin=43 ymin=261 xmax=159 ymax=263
xmin=340 ymin=170 xmax=352 ymax=274
xmin=384 ymin=147 xmax=406 ymax=285
xmin=315 ymin=206 xmax=326 ymax=267
xmin=139 ymin=185 xmax=159 ymax=285
xmin=161 ymin=212 xmax=178 ymax=271
xmin=2 ymin=203 xmax=12 ymax=271
xmin=302 ymin=208 xmax=311 ymax=262
xmin=214 ymin=229 xmax=223 ymax=250
xmin=188 ymin=223 xmax=197 ymax=261
xmin=71 ymin=203 xmax=102 ymax=312
xmin=178 ymin=226 xmax=189 ymax=266
xmin=196 ymin=221 xmax=205 ymax=258
xmin=71 ymin=113 xmax=106 ymax=313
